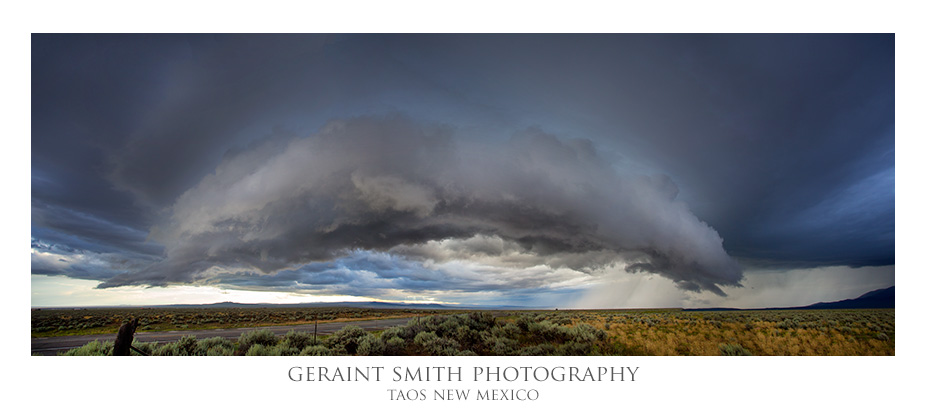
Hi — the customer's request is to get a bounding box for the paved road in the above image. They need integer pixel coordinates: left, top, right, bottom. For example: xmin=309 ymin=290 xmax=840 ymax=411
xmin=32 ymin=317 xmax=414 ymax=356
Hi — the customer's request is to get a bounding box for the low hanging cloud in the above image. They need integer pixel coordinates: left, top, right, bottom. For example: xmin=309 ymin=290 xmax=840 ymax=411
xmin=100 ymin=115 xmax=742 ymax=295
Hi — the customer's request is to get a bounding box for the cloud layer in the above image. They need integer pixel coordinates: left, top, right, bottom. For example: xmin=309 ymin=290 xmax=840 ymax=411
xmin=99 ymin=115 xmax=742 ymax=295
xmin=31 ymin=34 xmax=893 ymax=307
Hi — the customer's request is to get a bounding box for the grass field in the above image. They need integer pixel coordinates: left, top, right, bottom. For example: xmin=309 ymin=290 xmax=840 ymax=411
xmin=36 ymin=307 xmax=894 ymax=356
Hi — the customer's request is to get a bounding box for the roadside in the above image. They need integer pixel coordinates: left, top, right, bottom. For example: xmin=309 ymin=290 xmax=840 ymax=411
xmin=31 ymin=317 xmax=413 ymax=356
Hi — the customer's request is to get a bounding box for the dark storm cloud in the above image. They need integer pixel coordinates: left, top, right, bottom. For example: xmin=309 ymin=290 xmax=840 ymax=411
xmin=98 ymin=115 xmax=742 ymax=294
xmin=33 ymin=34 xmax=421 ymax=212
xmin=32 ymin=200 xmax=163 ymax=257
xmin=30 ymin=236 xmax=157 ymax=282
xmin=381 ymin=34 xmax=894 ymax=268
xmin=31 ymin=34 xmax=893 ymax=301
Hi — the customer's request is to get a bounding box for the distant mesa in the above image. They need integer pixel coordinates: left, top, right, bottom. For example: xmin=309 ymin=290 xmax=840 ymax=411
xmin=146 ymin=301 xmax=536 ymax=310
xmin=802 ymin=286 xmax=894 ymax=310
xmin=684 ymin=286 xmax=895 ymax=311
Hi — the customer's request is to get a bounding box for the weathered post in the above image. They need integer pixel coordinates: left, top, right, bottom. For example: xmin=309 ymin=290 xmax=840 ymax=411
xmin=113 ymin=318 xmax=139 ymax=356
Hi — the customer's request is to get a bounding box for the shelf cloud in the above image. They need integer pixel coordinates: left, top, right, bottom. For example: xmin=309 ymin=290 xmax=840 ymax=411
xmin=99 ymin=115 xmax=742 ymax=295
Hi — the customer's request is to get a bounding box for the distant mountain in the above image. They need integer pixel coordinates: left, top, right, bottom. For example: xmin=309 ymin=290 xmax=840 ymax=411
xmin=684 ymin=286 xmax=895 ymax=311
xmin=137 ymin=301 xmax=538 ymax=310
xmin=39 ymin=287 xmax=895 ymax=311
xmin=148 ymin=301 xmax=457 ymax=309
xmin=801 ymin=286 xmax=894 ymax=309
xmin=33 ymin=300 xmax=543 ymax=310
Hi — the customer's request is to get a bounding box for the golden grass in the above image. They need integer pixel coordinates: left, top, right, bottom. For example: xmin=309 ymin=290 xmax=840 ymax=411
xmin=575 ymin=309 xmax=893 ymax=355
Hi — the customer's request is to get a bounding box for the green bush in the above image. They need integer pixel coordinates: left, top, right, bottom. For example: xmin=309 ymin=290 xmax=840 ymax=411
xmin=280 ymin=331 xmax=315 ymax=351
xmin=152 ymin=335 xmax=199 ymax=356
xmin=246 ymin=344 xmax=283 ymax=356
xmin=62 ymin=340 xmax=113 ymax=356
xmin=197 ymin=337 xmax=235 ymax=356
xmin=300 ymin=345 xmax=337 ymax=356
xmin=383 ymin=336 xmax=406 ymax=355
xmin=206 ymin=346 xmax=235 ymax=356
xmin=238 ymin=329 xmax=280 ymax=354
xmin=153 ymin=342 xmax=179 ymax=356
xmin=516 ymin=343 xmax=557 ymax=356
xmin=174 ymin=335 xmax=199 ymax=356
xmin=326 ymin=325 xmax=369 ymax=355
xmin=569 ymin=323 xmax=607 ymax=344
xmin=719 ymin=343 xmax=752 ymax=356
xmin=357 ymin=335 xmax=385 ymax=356
xmin=776 ymin=319 xmax=799 ymax=330
xmin=485 ymin=336 xmax=519 ymax=355
xmin=274 ymin=341 xmax=302 ymax=356
xmin=380 ymin=326 xmax=405 ymax=342
xmin=555 ymin=341 xmax=595 ymax=356
xmin=414 ymin=331 xmax=462 ymax=355
xmin=130 ymin=340 xmax=157 ymax=356
xmin=526 ymin=320 xmax=571 ymax=344
xmin=496 ymin=322 xmax=521 ymax=340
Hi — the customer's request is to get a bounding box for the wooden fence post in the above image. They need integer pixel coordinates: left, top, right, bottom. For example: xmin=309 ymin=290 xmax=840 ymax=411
xmin=113 ymin=318 xmax=138 ymax=356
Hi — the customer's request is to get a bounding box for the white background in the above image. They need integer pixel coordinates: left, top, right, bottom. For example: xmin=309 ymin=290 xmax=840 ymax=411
xmin=6 ymin=1 xmax=920 ymax=411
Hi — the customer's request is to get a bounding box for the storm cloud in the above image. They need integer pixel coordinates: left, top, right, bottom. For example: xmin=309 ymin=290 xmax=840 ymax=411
xmin=32 ymin=34 xmax=893 ymax=306
xmin=99 ymin=115 xmax=741 ymax=295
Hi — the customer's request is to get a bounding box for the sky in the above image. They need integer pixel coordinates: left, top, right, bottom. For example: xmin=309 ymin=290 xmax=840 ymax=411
xmin=30 ymin=34 xmax=895 ymax=308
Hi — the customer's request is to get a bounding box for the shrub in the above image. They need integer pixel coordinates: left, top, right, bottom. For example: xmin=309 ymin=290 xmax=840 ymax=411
xmin=719 ymin=343 xmax=752 ymax=356
xmin=380 ymin=326 xmax=405 ymax=342
xmin=275 ymin=341 xmax=302 ymax=356
xmin=555 ymin=341 xmax=595 ymax=356
xmin=516 ymin=315 xmax=534 ymax=332
xmin=281 ymin=331 xmax=315 ymax=351
xmin=300 ymin=345 xmax=336 ymax=356
xmin=357 ymin=335 xmax=385 ymax=356
xmin=453 ymin=325 xmax=481 ymax=347
xmin=383 ymin=336 xmax=406 ymax=356
xmin=152 ymin=337 xmax=206 ymax=356
xmin=173 ymin=335 xmax=199 ymax=356
xmin=246 ymin=344 xmax=282 ymax=356
xmin=413 ymin=331 xmax=438 ymax=347
xmin=496 ymin=322 xmax=521 ymax=340
xmin=327 ymin=325 xmax=370 ymax=355
xmin=414 ymin=331 xmax=462 ymax=356
xmin=206 ymin=346 xmax=235 ymax=356
xmin=485 ymin=336 xmax=519 ymax=355
xmin=526 ymin=321 xmax=571 ymax=344
xmin=516 ymin=343 xmax=557 ymax=356
xmin=197 ymin=337 xmax=235 ymax=356
xmin=129 ymin=339 xmax=157 ymax=356
xmin=568 ymin=323 xmax=606 ymax=344
xmin=153 ymin=342 xmax=179 ymax=356
xmin=776 ymin=319 xmax=799 ymax=330
xmin=63 ymin=340 xmax=113 ymax=356
xmin=238 ymin=329 xmax=280 ymax=354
